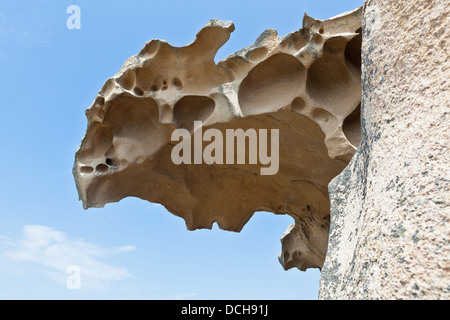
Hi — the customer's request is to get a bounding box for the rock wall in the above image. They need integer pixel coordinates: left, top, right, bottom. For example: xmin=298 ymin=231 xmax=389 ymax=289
xmin=319 ymin=1 xmax=449 ymax=299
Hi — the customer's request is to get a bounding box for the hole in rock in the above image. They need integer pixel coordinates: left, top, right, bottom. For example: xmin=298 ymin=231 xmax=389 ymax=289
xmin=293 ymin=33 xmax=308 ymax=51
xmin=345 ymin=28 xmax=362 ymax=70
xmin=95 ymin=164 xmax=109 ymax=173
xmin=95 ymin=96 xmax=105 ymax=107
xmin=173 ymin=96 xmax=215 ymax=132
xmin=134 ymin=87 xmax=145 ymax=96
xmin=139 ymin=40 xmax=160 ymax=59
xmin=103 ymin=95 xmax=165 ymax=162
xmin=313 ymin=34 xmax=322 ymax=45
xmin=291 ymin=97 xmax=306 ymax=113
xmin=135 ymin=66 xmax=163 ymax=93
xmin=312 ymin=108 xmax=334 ymax=123
xmin=78 ymin=122 xmax=113 ymax=163
xmin=343 ymin=103 xmax=361 ymax=148
xmin=238 ymin=53 xmax=307 ymax=116
xmin=80 ymin=166 xmax=94 ymax=174
xmin=117 ymin=70 xmax=136 ymax=91
xmin=172 ymin=77 xmax=183 ymax=90
xmin=306 ymin=55 xmax=356 ymax=113
xmin=323 ymin=37 xmax=348 ymax=56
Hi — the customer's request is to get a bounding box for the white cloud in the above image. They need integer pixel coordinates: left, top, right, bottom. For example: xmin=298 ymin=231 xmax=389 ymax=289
xmin=2 ymin=225 xmax=136 ymax=291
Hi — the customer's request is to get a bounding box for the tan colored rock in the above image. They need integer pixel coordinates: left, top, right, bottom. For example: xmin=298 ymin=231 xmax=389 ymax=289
xmin=73 ymin=8 xmax=362 ymax=271
xmin=320 ymin=1 xmax=450 ymax=299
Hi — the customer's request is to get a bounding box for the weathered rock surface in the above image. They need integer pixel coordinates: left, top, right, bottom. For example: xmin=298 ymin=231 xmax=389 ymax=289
xmin=319 ymin=1 xmax=450 ymax=299
xmin=74 ymin=8 xmax=363 ymax=271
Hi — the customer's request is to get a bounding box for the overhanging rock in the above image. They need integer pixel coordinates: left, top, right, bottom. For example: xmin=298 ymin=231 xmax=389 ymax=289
xmin=73 ymin=7 xmax=362 ymax=271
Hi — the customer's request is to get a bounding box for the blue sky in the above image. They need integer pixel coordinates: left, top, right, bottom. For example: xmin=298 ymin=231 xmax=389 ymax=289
xmin=0 ymin=0 xmax=362 ymax=300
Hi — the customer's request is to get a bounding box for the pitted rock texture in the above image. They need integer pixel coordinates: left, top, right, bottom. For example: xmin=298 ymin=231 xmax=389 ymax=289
xmin=74 ymin=8 xmax=362 ymax=271
xmin=319 ymin=1 xmax=449 ymax=299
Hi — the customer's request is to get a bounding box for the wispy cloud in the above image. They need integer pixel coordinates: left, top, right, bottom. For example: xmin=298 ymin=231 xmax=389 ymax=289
xmin=1 ymin=225 xmax=136 ymax=291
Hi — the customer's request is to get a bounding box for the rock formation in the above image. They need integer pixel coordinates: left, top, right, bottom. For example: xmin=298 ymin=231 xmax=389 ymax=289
xmin=73 ymin=8 xmax=363 ymax=272
xmin=319 ymin=1 xmax=449 ymax=299
xmin=74 ymin=0 xmax=450 ymax=299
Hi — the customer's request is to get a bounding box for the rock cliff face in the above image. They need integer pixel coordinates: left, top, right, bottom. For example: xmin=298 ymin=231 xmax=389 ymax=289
xmin=73 ymin=8 xmax=362 ymax=272
xmin=319 ymin=1 xmax=449 ymax=299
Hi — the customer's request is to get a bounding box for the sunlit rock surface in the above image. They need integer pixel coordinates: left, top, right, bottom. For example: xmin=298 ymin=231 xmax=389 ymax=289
xmin=74 ymin=8 xmax=362 ymax=271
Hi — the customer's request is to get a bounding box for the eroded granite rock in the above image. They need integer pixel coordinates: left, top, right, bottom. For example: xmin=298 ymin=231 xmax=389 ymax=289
xmin=74 ymin=8 xmax=363 ymax=271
